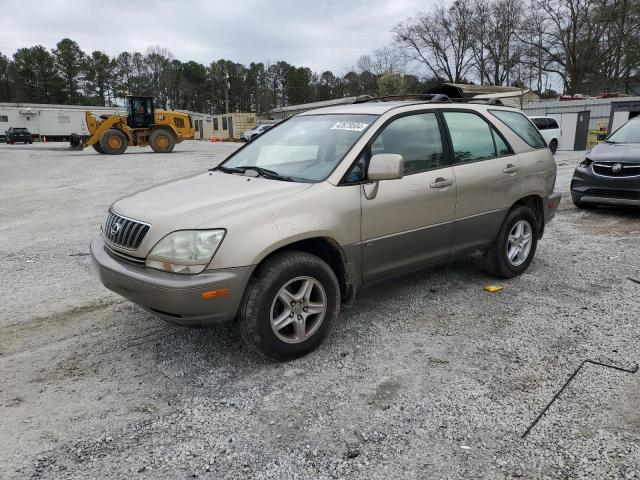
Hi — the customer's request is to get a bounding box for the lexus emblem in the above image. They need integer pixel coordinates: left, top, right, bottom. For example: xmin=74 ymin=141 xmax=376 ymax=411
xmin=111 ymin=222 xmax=121 ymax=235
xmin=612 ymin=163 xmax=622 ymax=173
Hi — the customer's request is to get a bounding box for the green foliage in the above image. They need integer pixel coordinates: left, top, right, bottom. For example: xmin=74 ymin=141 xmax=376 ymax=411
xmin=0 ymin=38 xmax=437 ymax=113
xmin=53 ymin=38 xmax=85 ymax=103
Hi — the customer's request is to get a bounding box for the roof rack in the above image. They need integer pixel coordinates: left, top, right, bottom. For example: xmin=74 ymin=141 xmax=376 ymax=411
xmin=451 ymin=97 xmax=506 ymax=106
xmin=352 ymin=94 xmax=452 ymax=104
xmin=352 ymin=94 xmax=510 ymax=107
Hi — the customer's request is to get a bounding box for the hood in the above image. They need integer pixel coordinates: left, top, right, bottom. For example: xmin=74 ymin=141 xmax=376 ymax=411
xmin=111 ymin=171 xmax=312 ymax=230
xmin=589 ymin=142 xmax=640 ymax=163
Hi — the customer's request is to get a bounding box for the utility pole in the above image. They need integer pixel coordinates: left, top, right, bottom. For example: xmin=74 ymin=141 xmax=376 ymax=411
xmin=224 ymin=71 xmax=230 ymax=114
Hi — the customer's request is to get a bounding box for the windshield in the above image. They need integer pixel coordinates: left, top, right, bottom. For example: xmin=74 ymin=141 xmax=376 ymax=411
xmin=222 ymin=114 xmax=376 ymax=182
xmin=607 ymin=119 xmax=640 ymax=143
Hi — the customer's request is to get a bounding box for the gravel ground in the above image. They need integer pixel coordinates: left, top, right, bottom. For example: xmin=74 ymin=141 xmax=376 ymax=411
xmin=0 ymin=142 xmax=639 ymax=479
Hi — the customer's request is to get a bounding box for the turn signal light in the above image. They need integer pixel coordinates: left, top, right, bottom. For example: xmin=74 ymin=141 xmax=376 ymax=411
xmin=201 ymin=288 xmax=229 ymax=299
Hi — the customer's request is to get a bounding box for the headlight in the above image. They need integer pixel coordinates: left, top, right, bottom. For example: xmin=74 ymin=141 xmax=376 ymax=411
xmin=146 ymin=230 xmax=225 ymax=274
xmin=579 ymin=158 xmax=592 ymax=168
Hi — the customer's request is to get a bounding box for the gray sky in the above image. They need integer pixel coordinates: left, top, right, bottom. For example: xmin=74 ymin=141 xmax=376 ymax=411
xmin=0 ymin=0 xmax=430 ymax=74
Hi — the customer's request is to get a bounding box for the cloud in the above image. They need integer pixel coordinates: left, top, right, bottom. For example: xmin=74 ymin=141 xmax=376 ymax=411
xmin=0 ymin=0 xmax=431 ymax=74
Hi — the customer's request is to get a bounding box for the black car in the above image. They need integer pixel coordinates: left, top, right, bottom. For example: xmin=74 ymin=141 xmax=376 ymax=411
xmin=571 ymin=118 xmax=640 ymax=209
xmin=5 ymin=127 xmax=33 ymax=144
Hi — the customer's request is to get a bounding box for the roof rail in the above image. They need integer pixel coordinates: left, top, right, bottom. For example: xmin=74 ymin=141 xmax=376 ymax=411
xmin=351 ymin=94 xmax=514 ymax=107
xmin=451 ymin=97 xmax=508 ymax=106
xmin=352 ymin=94 xmax=453 ymax=104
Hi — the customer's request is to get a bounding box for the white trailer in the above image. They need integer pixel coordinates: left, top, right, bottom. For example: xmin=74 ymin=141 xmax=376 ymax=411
xmin=0 ymin=102 xmax=126 ymax=141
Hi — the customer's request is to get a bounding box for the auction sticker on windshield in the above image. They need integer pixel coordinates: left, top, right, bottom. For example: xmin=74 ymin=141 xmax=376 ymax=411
xmin=330 ymin=121 xmax=369 ymax=132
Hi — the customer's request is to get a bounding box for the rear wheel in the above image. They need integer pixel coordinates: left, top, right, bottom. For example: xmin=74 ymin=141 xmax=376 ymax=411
xmin=238 ymin=251 xmax=340 ymax=361
xmin=92 ymin=143 xmax=104 ymax=153
xmin=549 ymin=139 xmax=558 ymax=154
xmin=149 ymin=129 xmax=175 ymax=153
xmin=99 ymin=129 xmax=128 ymax=155
xmin=482 ymin=205 xmax=538 ymax=278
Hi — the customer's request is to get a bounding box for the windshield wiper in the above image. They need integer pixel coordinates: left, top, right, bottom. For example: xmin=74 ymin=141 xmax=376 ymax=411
xmin=211 ymin=164 xmax=295 ymax=182
xmin=234 ymin=166 xmax=295 ymax=182
xmin=211 ymin=165 xmax=243 ymax=174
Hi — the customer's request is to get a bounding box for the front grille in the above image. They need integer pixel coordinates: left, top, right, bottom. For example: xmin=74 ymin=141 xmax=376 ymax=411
xmin=585 ymin=189 xmax=640 ymax=200
xmin=103 ymin=210 xmax=150 ymax=250
xmin=593 ymin=162 xmax=640 ymax=177
xmin=104 ymin=242 xmax=146 ymax=265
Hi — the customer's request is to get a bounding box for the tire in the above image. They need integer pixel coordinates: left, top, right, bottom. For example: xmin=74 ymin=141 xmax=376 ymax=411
xmin=549 ymin=139 xmax=558 ymax=155
xmin=99 ymin=129 xmax=128 ymax=155
xmin=238 ymin=251 xmax=340 ymax=361
xmin=70 ymin=133 xmax=81 ymax=148
xmin=482 ymin=205 xmax=538 ymax=278
xmin=149 ymin=129 xmax=176 ymax=153
xmin=28 ymin=140 xmax=32 ymax=144
xmin=92 ymin=143 xmax=104 ymax=154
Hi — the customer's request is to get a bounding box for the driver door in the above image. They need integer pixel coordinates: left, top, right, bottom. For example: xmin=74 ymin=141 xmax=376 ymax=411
xmin=360 ymin=111 xmax=456 ymax=283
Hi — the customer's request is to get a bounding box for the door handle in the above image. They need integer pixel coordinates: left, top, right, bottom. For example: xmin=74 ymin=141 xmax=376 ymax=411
xmin=503 ymin=164 xmax=520 ymax=174
xmin=430 ymin=177 xmax=454 ymax=189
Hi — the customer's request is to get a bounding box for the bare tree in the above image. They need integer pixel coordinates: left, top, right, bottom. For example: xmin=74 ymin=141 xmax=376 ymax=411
xmin=595 ymin=0 xmax=640 ymax=92
xmin=393 ymin=1 xmax=476 ymax=83
xmin=518 ymin=0 xmax=609 ymax=94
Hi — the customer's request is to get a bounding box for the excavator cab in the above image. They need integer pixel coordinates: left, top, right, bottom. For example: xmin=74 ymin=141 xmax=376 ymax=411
xmin=127 ymin=96 xmax=154 ymax=128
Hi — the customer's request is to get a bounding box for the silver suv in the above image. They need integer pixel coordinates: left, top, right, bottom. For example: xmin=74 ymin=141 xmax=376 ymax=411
xmin=91 ymin=95 xmax=561 ymax=360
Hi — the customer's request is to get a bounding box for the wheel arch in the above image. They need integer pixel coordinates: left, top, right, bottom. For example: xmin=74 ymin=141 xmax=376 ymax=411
xmin=251 ymin=236 xmax=356 ymax=304
xmin=514 ymin=194 xmax=545 ymax=238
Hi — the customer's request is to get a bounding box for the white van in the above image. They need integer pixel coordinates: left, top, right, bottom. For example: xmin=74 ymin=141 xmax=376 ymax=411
xmin=529 ymin=116 xmax=561 ymax=154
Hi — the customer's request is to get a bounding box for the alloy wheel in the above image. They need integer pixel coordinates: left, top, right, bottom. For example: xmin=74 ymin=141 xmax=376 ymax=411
xmin=270 ymin=276 xmax=327 ymax=344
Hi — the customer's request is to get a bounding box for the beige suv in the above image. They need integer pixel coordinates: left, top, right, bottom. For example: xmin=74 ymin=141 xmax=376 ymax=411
xmin=91 ymin=95 xmax=560 ymax=360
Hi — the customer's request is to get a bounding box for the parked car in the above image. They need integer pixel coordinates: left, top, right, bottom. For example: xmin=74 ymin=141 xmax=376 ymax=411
xmin=529 ymin=116 xmax=561 ymax=154
xmin=241 ymin=124 xmax=272 ymax=141
xmin=571 ymin=117 xmax=640 ymax=209
xmin=91 ymin=96 xmax=560 ymax=360
xmin=5 ymin=127 xmax=33 ymax=144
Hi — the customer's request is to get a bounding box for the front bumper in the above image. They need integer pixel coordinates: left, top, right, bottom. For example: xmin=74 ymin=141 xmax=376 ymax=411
xmin=571 ymin=166 xmax=640 ymax=207
xmin=90 ymin=235 xmax=253 ymax=325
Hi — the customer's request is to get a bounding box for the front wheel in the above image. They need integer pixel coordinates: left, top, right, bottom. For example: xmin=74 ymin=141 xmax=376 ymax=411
xmin=92 ymin=143 xmax=104 ymax=154
xmin=99 ymin=129 xmax=128 ymax=155
xmin=482 ymin=205 xmax=538 ymax=278
xmin=238 ymin=251 xmax=340 ymax=361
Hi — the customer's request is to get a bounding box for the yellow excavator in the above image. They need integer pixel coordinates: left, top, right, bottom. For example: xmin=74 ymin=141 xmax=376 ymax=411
xmin=70 ymin=96 xmax=195 ymax=154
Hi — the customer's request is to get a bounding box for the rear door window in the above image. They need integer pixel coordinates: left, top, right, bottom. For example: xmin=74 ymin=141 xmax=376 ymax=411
xmin=490 ymin=110 xmax=547 ymax=148
xmin=443 ymin=111 xmax=497 ymax=163
xmin=548 ymin=118 xmax=559 ymax=129
xmin=492 ymin=128 xmax=512 ymax=156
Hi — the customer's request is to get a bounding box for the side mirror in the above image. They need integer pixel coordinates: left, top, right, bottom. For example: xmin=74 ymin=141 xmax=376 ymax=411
xmin=367 ymin=154 xmax=404 ymax=181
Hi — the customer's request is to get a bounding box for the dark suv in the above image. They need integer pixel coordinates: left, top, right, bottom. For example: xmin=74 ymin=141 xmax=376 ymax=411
xmin=5 ymin=127 xmax=33 ymax=144
xmin=571 ymin=118 xmax=640 ymax=209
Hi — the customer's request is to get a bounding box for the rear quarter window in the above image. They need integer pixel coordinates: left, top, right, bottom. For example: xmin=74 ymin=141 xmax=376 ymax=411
xmin=491 ymin=110 xmax=547 ymax=149
xmin=548 ymin=118 xmax=559 ymax=129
